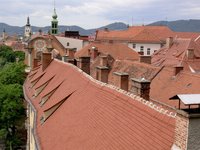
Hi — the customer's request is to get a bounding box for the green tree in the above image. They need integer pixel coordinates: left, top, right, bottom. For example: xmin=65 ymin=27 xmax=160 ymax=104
xmin=0 ymin=84 xmax=25 ymax=149
xmin=0 ymin=62 xmax=26 ymax=85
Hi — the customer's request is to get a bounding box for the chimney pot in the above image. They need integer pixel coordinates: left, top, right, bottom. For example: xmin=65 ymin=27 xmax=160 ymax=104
xmin=130 ymin=78 xmax=150 ymax=100
xmin=166 ymin=37 xmax=173 ymax=48
xmin=113 ymin=72 xmax=129 ymax=91
xmin=96 ymin=66 xmax=109 ymax=83
xmin=91 ymin=47 xmax=98 ymax=60
xmin=42 ymin=53 xmax=52 ymax=71
xmin=78 ymin=56 xmax=91 ymax=74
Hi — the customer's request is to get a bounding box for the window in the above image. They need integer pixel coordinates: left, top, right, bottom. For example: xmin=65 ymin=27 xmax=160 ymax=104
xmin=133 ymin=44 xmax=136 ymax=49
xmin=67 ymin=42 xmax=70 ymax=46
xmin=140 ymin=46 xmax=144 ymax=52
xmin=147 ymin=48 xmax=151 ymax=55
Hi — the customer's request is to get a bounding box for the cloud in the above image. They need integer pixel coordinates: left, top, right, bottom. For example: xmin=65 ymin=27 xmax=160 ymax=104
xmin=0 ymin=0 xmax=200 ymax=28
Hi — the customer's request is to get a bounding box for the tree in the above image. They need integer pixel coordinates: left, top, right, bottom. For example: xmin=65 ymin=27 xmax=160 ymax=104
xmin=0 ymin=62 xmax=26 ymax=85
xmin=0 ymin=84 xmax=25 ymax=149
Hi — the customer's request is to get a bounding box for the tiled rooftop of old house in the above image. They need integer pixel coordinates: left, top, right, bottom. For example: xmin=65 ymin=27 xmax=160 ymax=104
xmin=24 ymin=59 xmax=176 ymax=150
xmin=151 ymin=38 xmax=200 ymax=72
xmin=75 ymin=42 xmax=139 ymax=61
xmin=96 ymin=26 xmax=175 ymax=43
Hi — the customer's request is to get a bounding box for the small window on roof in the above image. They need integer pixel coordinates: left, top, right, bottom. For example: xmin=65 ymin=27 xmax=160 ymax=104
xmin=67 ymin=42 xmax=70 ymax=46
xmin=133 ymin=44 xmax=136 ymax=49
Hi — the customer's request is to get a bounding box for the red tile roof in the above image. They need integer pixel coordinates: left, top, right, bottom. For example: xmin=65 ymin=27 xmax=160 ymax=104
xmin=24 ymin=59 xmax=175 ymax=150
xmin=150 ymin=67 xmax=200 ymax=109
xmin=75 ymin=42 xmax=139 ymax=60
xmin=152 ymin=38 xmax=200 ymax=72
xmin=96 ymin=26 xmax=174 ymax=43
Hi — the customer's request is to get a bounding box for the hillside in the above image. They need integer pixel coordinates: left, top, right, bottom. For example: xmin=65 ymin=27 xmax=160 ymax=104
xmin=0 ymin=22 xmax=128 ymax=36
xmin=148 ymin=19 xmax=200 ymax=32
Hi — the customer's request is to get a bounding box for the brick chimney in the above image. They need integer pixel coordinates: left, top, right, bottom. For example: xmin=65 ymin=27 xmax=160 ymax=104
xmin=100 ymin=56 xmax=108 ymax=66
xmin=96 ymin=66 xmax=109 ymax=83
xmin=42 ymin=53 xmax=52 ymax=71
xmin=67 ymin=48 xmax=76 ymax=59
xmin=166 ymin=37 xmax=173 ymax=48
xmin=173 ymin=66 xmax=183 ymax=76
xmin=91 ymin=47 xmax=98 ymax=60
xmin=139 ymin=56 xmax=151 ymax=64
xmin=33 ymin=58 xmax=40 ymax=69
xmin=113 ymin=72 xmax=129 ymax=91
xmin=78 ymin=57 xmax=90 ymax=74
xmin=187 ymin=48 xmax=194 ymax=59
xmin=130 ymin=78 xmax=150 ymax=100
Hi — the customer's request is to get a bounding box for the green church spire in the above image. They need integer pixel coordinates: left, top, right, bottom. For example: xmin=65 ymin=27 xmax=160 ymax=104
xmin=51 ymin=0 xmax=58 ymax=35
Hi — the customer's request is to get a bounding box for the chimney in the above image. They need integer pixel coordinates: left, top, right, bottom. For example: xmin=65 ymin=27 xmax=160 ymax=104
xmin=42 ymin=53 xmax=52 ymax=71
xmin=130 ymin=78 xmax=150 ymax=100
xmin=170 ymin=96 xmax=200 ymax=150
xmin=67 ymin=48 xmax=76 ymax=59
xmin=78 ymin=57 xmax=90 ymax=74
xmin=173 ymin=66 xmax=183 ymax=76
xmin=139 ymin=56 xmax=151 ymax=64
xmin=96 ymin=66 xmax=109 ymax=83
xmin=113 ymin=72 xmax=129 ymax=91
xmin=33 ymin=58 xmax=39 ymax=68
xmin=100 ymin=56 xmax=108 ymax=66
xmin=166 ymin=37 xmax=173 ymax=48
xmin=187 ymin=48 xmax=194 ymax=59
xmin=91 ymin=47 xmax=98 ymax=60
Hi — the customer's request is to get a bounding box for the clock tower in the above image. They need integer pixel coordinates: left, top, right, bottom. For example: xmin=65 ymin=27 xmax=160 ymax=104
xmin=51 ymin=4 xmax=58 ymax=35
xmin=24 ymin=16 xmax=32 ymax=38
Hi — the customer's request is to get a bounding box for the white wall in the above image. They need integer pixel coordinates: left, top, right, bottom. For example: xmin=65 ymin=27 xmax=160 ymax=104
xmin=128 ymin=43 xmax=161 ymax=56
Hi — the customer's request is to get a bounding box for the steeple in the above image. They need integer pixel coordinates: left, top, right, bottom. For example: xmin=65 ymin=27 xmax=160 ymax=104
xmin=26 ymin=16 xmax=30 ymax=26
xmin=24 ymin=16 xmax=32 ymax=38
xmin=51 ymin=0 xmax=58 ymax=35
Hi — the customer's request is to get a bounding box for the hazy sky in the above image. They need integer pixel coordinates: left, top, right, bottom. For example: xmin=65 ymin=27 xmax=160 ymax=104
xmin=0 ymin=0 xmax=200 ymax=29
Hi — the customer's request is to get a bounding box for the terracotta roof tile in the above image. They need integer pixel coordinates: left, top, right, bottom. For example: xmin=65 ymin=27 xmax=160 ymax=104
xmin=24 ymin=59 xmax=175 ymax=150
xmin=152 ymin=38 xmax=200 ymax=72
xmin=75 ymin=42 xmax=139 ymax=60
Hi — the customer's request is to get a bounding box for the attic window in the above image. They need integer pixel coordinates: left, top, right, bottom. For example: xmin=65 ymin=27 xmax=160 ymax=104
xmin=30 ymin=72 xmax=46 ymax=88
xmin=41 ymin=91 xmax=75 ymax=124
xmin=133 ymin=44 xmax=136 ymax=49
xmin=67 ymin=42 xmax=70 ymax=46
xmin=39 ymin=80 xmax=64 ymax=107
xmin=34 ymin=76 xmax=54 ymax=97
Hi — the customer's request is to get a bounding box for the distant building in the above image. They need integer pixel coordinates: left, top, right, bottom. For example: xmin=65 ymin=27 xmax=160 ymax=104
xmin=51 ymin=8 xmax=58 ymax=35
xmin=96 ymin=26 xmax=200 ymax=56
xmin=24 ymin=16 xmax=32 ymax=39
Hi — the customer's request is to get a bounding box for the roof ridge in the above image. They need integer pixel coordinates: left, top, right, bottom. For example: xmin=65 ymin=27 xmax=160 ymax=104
xmin=55 ymin=59 xmax=176 ymax=118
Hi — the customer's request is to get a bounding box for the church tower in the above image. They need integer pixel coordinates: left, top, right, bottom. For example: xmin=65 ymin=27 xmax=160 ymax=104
xmin=51 ymin=3 xmax=58 ymax=35
xmin=24 ymin=16 xmax=31 ymax=38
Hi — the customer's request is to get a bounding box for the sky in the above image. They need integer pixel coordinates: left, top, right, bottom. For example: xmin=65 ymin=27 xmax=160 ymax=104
xmin=0 ymin=0 xmax=200 ymax=29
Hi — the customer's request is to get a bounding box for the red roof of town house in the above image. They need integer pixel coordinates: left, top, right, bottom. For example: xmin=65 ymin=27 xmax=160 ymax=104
xmin=75 ymin=42 xmax=139 ymax=61
xmin=151 ymin=38 xmax=200 ymax=72
xmin=150 ymin=67 xmax=200 ymax=109
xmin=24 ymin=59 xmax=176 ymax=150
xmin=175 ymin=32 xmax=200 ymax=41
xmin=96 ymin=26 xmax=175 ymax=43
